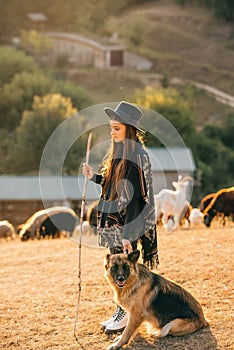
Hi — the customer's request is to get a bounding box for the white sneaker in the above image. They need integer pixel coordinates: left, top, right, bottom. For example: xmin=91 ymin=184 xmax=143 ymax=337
xmin=101 ymin=306 xmax=122 ymax=329
xmin=105 ymin=309 xmax=128 ymax=333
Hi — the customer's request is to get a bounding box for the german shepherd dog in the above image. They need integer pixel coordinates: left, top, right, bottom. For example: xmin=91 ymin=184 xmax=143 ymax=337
xmin=105 ymin=250 xmax=208 ymax=350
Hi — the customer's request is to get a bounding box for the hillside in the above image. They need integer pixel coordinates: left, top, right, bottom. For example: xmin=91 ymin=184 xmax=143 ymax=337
xmin=121 ymin=1 xmax=234 ymax=92
xmin=1 ymin=0 xmax=233 ymax=128
xmin=68 ymin=1 xmax=234 ymax=127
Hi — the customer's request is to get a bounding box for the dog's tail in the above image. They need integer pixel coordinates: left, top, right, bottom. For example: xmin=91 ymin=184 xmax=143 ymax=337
xmin=157 ymin=317 xmax=208 ymax=338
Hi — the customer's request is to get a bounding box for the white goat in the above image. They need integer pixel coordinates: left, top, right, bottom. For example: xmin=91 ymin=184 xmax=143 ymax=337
xmin=189 ymin=208 xmax=204 ymax=225
xmin=73 ymin=221 xmax=94 ymax=237
xmin=154 ymin=176 xmax=193 ymax=233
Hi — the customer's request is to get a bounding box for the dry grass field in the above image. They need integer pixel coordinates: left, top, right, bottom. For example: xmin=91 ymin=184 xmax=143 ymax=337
xmin=1 ymin=222 xmax=233 ymax=350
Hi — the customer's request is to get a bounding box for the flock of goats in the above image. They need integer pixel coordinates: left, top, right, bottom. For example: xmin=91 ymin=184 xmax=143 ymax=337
xmin=0 ymin=177 xmax=233 ymax=241
xmin=154 ymin=176 xmax=233 ymax=232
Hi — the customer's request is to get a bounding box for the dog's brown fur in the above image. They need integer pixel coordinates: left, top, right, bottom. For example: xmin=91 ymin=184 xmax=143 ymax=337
xmin=105 ymin=250 xmax=208 ymax=350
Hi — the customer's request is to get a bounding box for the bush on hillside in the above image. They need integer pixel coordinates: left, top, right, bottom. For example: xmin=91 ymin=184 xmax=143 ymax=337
xmin=0 ymin=46 xmax=39 ymax=86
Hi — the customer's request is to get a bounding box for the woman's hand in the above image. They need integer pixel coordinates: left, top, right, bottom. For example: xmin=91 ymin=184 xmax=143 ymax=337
xmin=82 ymin=163 xmax=94 ymax=180
xmin=122 ymin=239 xmax=133 ymax=254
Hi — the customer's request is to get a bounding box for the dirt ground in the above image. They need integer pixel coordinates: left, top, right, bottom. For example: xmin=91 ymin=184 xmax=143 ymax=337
xmin=1 ymin=222 xmax=233 ymax=350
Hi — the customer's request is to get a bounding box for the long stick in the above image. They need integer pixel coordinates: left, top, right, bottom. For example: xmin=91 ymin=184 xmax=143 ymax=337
xmin=74 ymin=132 xmax=92 ymax=341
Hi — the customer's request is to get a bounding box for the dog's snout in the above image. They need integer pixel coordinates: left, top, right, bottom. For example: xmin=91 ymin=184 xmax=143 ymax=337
xmin=117 ymin=275 xmax=125 ymax=282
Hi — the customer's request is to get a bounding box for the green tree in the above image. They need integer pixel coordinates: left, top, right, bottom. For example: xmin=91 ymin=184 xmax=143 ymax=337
xmin=132 ymin=85 xmax=233 ymax=195
xmin=53 ymin=81 xmax=93 ymax=110
xmin=12 ymin=94 xmax=78 ymax=174
xmin=0 ymin=46 xmax=39 ymax=86
xmin=0 ymin=69 xmax=92 ymax=131
xmin=222 ymin=113 xmax=234 ymax=149
xmin=212 ymin=0 xmax=234 ymax=20
xmin=174 ymin=0 xmax=234 ymax=20
xmin=194 ymin=130 xmax=233 ymax=194
xmin=0 ymin=71 xmax=52 ymax=130
xmin=133 ymin=86 xmax=196 ymax=146
xmin=0 ymin=129 xmax=16 ymax=174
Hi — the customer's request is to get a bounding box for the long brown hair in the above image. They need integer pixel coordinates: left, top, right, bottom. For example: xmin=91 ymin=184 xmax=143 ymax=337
xmin=101 ymin=125 xmax=145 ymax=200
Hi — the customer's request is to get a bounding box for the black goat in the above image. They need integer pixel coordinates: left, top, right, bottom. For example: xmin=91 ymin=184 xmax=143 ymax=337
xmin=204 ymin=187 xmax=234 ymax=227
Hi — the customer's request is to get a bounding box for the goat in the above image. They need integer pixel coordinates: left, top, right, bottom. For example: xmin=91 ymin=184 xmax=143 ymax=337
xmin=179 ymin=201 xmax=193 ymax=227
xmin=18 ymin=206 xmax=78 ymax=241
xmin=199 ymin=193 xmax=215 ymax=212
xmin=200 ymin=192 xmax=229 ymax=226
xmin=73 ymin=221 xmax=95 ymax=238
xmin=154 ymin=176 xmax=193 ymax=233
xmin=189 ymin=208 xmax=204 ymax=225
xmin=203 ymin=187 xmax=234 ymax=227
xmin=0 ymin=220 xmax=16 ymax=240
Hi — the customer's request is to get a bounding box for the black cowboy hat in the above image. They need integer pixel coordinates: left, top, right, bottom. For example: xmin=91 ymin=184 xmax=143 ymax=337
xmin=104 ymin=101 xmax=144 ymax=132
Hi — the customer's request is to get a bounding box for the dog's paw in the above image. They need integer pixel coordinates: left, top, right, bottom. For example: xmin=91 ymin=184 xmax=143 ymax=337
xmin=107 ymin=344 xmax=121 ymax=350
xmin=107 ymin=337 xmax=123 ymax=350
xmin=113 ymin=335 xmax=122 ymax=343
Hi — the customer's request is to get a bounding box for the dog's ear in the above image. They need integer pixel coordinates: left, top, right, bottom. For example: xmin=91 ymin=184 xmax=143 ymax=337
xmin=128 ymin=250 xmax=140 ymax=264
xmin=104 ymin=254 xmax=111 ymax=269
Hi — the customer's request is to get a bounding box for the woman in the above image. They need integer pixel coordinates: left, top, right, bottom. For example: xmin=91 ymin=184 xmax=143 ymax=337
xmin=83 ymin=101 xmax=159 ymax=333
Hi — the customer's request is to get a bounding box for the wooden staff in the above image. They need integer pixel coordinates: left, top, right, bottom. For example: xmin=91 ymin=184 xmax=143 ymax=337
xmin=74 ymin=132 xmax=92 ymax=341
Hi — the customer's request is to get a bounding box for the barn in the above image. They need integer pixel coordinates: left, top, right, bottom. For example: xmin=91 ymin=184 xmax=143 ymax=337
xmin=148 ymin=147 xmax=196 ymax=194
xmin=47 ymin=32 xmax=124 ymax=69
xmin=0 ymin=176 xmax=100 ymax=227
xmin=46 ymin=32 xmax=152 ymax=71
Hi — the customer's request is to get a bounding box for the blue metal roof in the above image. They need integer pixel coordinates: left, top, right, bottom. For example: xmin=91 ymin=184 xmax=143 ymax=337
xmin=0 ymin=148 xmax=195 ymax=200
xmin=0 ymin=175 xmax=101 ymax=201
xmin=148 ymin=147 xmax=196 ymax=172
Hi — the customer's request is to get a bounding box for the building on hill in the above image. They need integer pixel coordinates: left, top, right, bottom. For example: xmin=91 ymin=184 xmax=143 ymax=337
xmin=47 ymin=32 xmax=124 ymax=69
xmin=46 ymin=32 xmax=152 ymax=70
xmin=27 ymin=13 xmax=48 ymax=32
